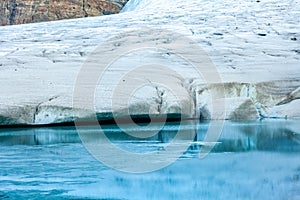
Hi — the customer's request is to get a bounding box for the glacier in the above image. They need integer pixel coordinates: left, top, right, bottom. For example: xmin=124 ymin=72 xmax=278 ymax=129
xmin=0 ymin=0 xmax=299 ymax=125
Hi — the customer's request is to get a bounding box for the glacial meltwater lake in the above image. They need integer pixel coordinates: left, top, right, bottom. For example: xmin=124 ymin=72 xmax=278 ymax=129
xmin=0 ymin=120 xmax=300 ymax=199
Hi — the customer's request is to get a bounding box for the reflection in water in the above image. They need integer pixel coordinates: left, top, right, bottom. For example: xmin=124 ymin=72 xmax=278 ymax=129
xmin=0 ymin=120 xmax=300 ymax=152
xmin=0 ymin=126 xmax=80 ymax=145
xmin=0 ymin=120 xmax=300 ymax=199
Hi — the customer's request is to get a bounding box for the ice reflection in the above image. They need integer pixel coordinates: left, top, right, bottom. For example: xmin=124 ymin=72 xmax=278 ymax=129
xmin=0 ymin=127 xmax=80 ymax=145
xmin=0 ymin=119 xmax=299 ymax=152
xmin=197 ymin=120 xmax=300 ymax=152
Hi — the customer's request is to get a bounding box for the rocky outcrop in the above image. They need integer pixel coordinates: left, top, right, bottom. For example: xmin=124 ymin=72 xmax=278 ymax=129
xmin=0 ymin=0 xmax=299 ymax=125
xmin=0 ymin=0 xmax=128 ymax=25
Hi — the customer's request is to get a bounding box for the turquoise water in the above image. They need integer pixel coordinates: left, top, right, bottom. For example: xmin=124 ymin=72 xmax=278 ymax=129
xmin=0 ymin=120 xmax=300 ymax=199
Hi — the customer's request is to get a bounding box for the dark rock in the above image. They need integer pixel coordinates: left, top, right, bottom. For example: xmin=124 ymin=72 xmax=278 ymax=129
xmin=257 ymin=33 xmax=267 ymax=36
xmin=0 ymin=0 xmax=129 ymax=26
xmin=213 ymin=32 xmax=223 ymax=36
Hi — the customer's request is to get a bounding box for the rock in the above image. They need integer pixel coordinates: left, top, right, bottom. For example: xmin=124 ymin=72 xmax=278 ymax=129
xmin=257 ymin=33 xmax=267 ymax=36
xmin=0 ymin=0 xmax=128 ymax=26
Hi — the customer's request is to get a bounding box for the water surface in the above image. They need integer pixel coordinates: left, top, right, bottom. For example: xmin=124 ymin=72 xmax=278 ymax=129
xmin=0 ymin=120 xmax=300 ymax=199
